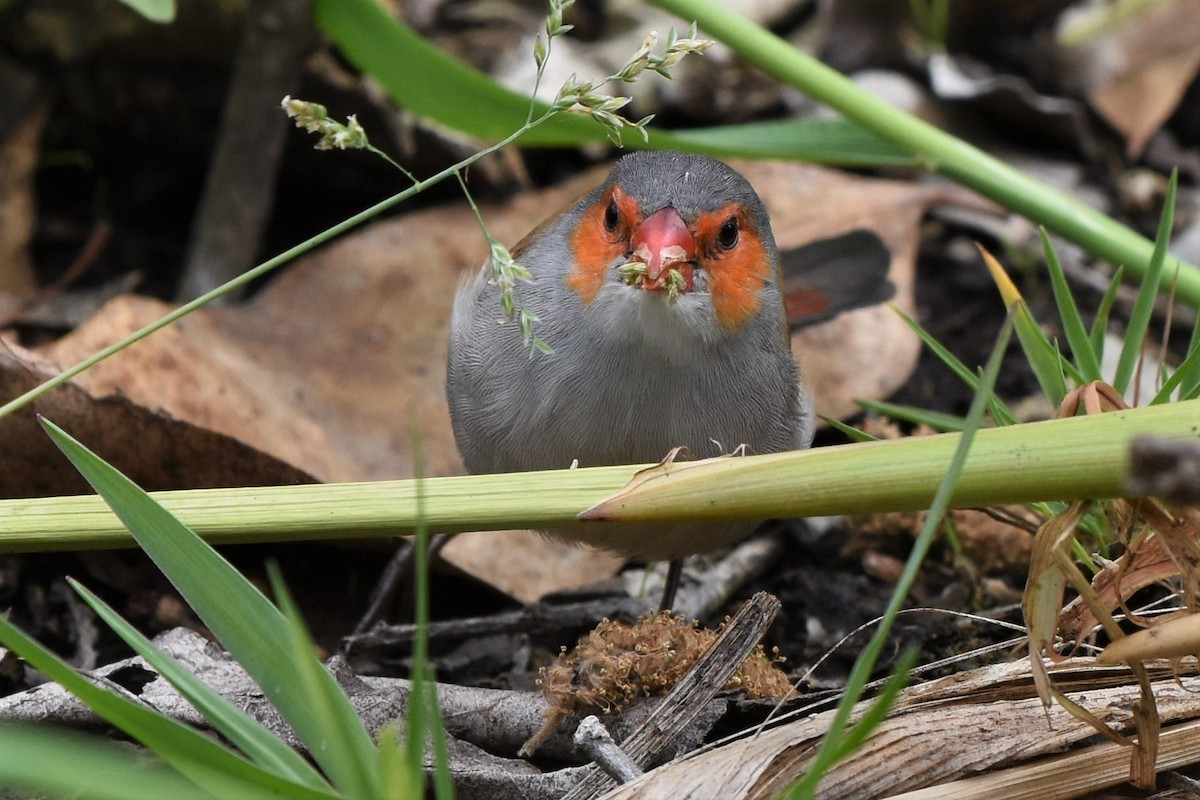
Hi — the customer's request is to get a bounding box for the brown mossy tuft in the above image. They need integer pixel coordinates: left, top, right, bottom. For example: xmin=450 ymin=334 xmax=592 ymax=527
xmin=520 ymin=610 xmax=791 ymax=756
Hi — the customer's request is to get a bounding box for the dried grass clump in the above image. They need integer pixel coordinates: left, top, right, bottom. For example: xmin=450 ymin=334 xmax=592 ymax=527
xmin=519 ymin=611 xmax=790 ymax=756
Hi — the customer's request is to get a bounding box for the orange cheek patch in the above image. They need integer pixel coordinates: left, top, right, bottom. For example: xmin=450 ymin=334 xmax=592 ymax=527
xmin=694 ymin=206 xmax=772 ymax=330
xmin=709 ymin=238 xmax=769 ymax=329
xmin=566 ymin=189 xmax=637 ymax=305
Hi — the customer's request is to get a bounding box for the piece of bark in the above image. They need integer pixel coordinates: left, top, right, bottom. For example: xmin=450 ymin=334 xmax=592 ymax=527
xmin=574 ymin=716 xmax=644 ymax=784
xmin=889 ymin=718 xmax=1200 ymax=800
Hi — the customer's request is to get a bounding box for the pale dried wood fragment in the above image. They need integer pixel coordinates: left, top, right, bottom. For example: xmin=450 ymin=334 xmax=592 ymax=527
xmin=887 ymin=718 xmax=1200 ymax=800
xmin=596 ymin=660 xmax=1200 ymax=799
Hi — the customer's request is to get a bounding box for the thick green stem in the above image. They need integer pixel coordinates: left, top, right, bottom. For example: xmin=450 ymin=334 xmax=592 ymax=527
xmin=650 ymin=0 xmax=1200 ymax=307
xmin=1 ymin=401 xmax=1194 ymax=552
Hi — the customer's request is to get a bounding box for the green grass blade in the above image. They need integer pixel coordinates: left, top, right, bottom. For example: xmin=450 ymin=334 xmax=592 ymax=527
xmin=893 ymin=304 xmax=980 ymax=388
xmin=426 ymin=683 xmax=455 ymax=800
xmin=1114 ymin=171 xmax=1177 ymax=395
xmin=1013 ymin=300 xmax=1069 ymax=405
xmin=1180 ymin=315 xmax=1200 ymax=399
xmin=829 ymin=649 xmax=918 ymax=763
xmin=68 ymin=579 xmax=335 ymax=795
xmin=1150 ymin=340 xmax=1200 ymax=404
xmin=1089 ymin=265 xmax=1124 ymax=361
xmin=403 ymin=441 xmax=456 ymax=798
xmin=40 ymin=417 xmax=379 ymax=798
xmin=1052 ymin=337 xmax=1081 ymax=392
xmin=854 ymin=399 xmax=967 ymax=432
xmin=981 ymin=245 xmax=1070 ymax=405
xmin=660 ymin=119 xmax=914 ymax=165
xmin=267 ymin=563 xmax=382 ymax=800
xmin=0 ymin=724 xmax=218 ymax=800
xmin=313 ymin=0 xmax=911 ymax=165
xmin=376 ymin=725 xmax=413 ymax=797
xmin=1042 ymin=228 xmax=1103 ymax=382
xmin=892 ymin=304 xmax=1018 ymax=425
xmin=820 ymin=415 xmax=879 ymax=442
xmin=785 ymin=315 xmax=1014 ymax=798
xmin=0 ymin=612 xmax=313 ymax=798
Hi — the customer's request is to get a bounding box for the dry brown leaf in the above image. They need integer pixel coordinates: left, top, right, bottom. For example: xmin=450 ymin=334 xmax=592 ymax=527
xmin=1100 ymin=611 xmax=1200 ymax=664
xmin=0 ymin=336 xmax=314 ymax=499
xmin=1060 ymin=501 xmax=1200 ymax=644
xmin=1063 ymin=0 xmax=1200 ymax=157
xmin=438 ymin=529 xmax=624 ymax=604
xmin=35 ymin=295 xmax=344 ymax=479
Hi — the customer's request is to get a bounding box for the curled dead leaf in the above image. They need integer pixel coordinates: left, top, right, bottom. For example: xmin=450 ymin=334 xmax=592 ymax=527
xmin=1098 ymin=612 xmax=1200 ymax=665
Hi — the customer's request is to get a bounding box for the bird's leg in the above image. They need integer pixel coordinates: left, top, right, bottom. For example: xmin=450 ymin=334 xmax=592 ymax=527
xmin=659 ymin=558 xmax=683 ymax=612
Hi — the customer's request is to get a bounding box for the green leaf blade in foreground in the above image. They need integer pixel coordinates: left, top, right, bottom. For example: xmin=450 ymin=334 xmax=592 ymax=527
xmin=268 ymin=563 xmax=405 ymax=799
xmin=0 ymin=723 xmax=217 ymax=800
xmin=40 ymin=417 xmax=380 ymax=799
xmin=68 ymin=579 xmax=334 ymax=795
xmin=0 ymin=610 xmax=316 ymax=799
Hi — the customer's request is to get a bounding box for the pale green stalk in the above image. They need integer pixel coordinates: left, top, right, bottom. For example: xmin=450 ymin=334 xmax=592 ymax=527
xmin=2 ymin=400 xmax=1195 ymax=552
xmin=649 ymin=0 xmax=1200 ymax=307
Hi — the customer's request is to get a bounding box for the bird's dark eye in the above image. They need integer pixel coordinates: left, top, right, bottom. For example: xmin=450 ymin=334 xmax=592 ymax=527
xmin=717 ymin=217 xmax=739 ymax=250
xmin=603 ymin=198 xmax=620 ymax=232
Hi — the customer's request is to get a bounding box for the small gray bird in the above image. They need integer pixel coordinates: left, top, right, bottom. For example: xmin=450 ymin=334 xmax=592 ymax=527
xmin=447 ymin=151 xmax=813 ymax=594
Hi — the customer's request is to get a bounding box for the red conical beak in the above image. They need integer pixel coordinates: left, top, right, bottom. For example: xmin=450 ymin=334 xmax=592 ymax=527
xmin=630 ymin=207 xmax=696 ymax=291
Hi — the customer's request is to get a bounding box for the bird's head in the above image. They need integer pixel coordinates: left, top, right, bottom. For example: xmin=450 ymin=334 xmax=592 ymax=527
xmin=559 ymin=151 xmax=780 ymax=332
